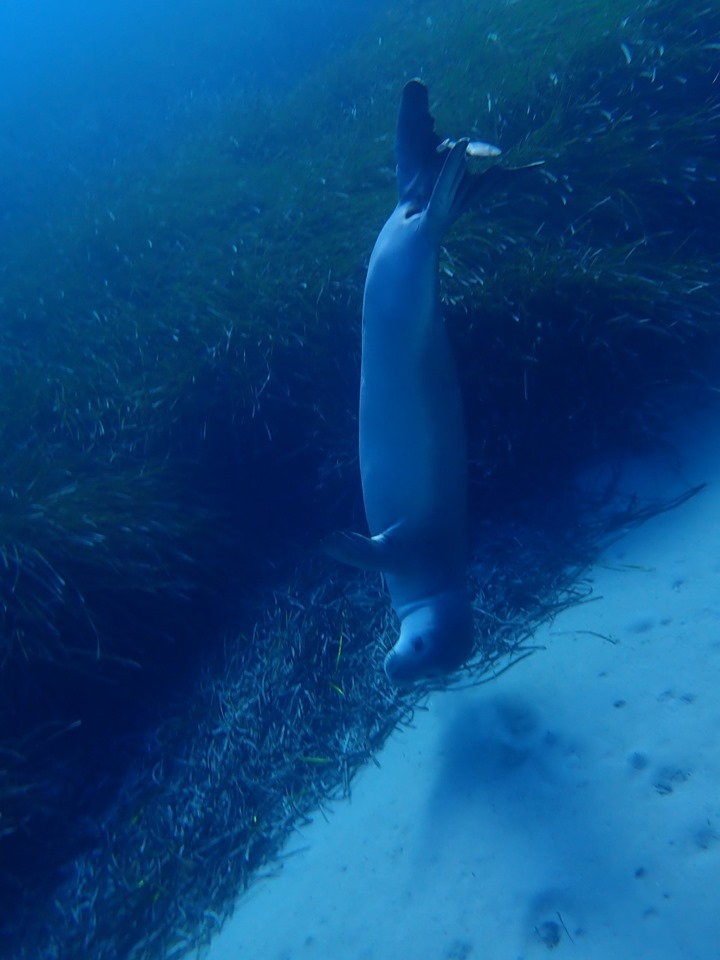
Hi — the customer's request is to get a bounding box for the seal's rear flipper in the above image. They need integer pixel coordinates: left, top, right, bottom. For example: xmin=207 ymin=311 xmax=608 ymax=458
xmin=427 ymin=137 xmax=473 ymax=228
xmin=396 ymin=79 xmax=491 ymax=223
xmin=396 ymin=79 xmax=443 ymax=207
xmin=396 ymin=78 xmax=542 ymax=223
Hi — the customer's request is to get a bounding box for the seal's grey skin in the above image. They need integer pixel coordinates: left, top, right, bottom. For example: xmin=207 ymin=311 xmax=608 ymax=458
xmin=329 ymin=80 xmax=501 ymax=684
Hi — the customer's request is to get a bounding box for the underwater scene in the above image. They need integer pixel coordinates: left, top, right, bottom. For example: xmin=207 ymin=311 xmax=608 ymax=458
xmin=1 ymin=0 xmax=719 ymax=957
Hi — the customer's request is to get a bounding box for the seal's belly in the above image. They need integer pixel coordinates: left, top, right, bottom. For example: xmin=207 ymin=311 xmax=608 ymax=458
xmin=359 ymin=318 xmax=466 ymax=541
xmin=358 ymin=203 xmax=468 ymax=578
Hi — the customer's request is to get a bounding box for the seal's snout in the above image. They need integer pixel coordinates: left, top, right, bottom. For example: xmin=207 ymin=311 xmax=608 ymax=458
xmin=383 ymin=595 xmax=475 ymax=685
xmin=383 ymin=641 xmax=462 ymax=686
xmin=383 ymin=648 xmax=425 ymax=686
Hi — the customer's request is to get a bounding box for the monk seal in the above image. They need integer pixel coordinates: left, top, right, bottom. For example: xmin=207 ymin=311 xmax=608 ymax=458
xmin=328 ymin=79 xmax=506 ymax=684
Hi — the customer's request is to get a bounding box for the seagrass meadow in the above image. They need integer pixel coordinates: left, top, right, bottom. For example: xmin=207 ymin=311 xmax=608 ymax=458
xmin=1 ymin=0 xmax=719 ymax=956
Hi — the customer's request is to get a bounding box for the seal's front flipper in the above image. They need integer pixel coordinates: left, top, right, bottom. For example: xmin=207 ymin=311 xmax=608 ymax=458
xmin=324 ymin=523 xmax=406 ymax=572
xmin=324 ymin=531 xmax=388 ymax=571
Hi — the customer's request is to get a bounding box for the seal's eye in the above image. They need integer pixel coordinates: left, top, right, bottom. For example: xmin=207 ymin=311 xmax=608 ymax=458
xmin=412 ymin=636 xmax=425 ymax=653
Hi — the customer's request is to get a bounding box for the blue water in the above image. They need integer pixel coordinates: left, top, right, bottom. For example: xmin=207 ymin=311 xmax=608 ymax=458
xmin=0 ymin=0 xmax=382 ymax=247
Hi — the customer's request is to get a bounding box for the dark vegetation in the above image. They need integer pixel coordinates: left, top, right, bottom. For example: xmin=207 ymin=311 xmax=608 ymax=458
xmin=1 ymin=0 xmax=718 ymax=956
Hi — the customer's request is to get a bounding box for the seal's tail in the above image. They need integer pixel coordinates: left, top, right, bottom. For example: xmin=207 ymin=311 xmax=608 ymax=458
xmin=395 ymin=79 xmax=444 ymax=208
xmin=396 ymin=78 xmax=499 ymax=227
xmin=395 ymin=78 xmax=536 ymax=229
xmin=426 ymin=136 xmax=473 ymax=229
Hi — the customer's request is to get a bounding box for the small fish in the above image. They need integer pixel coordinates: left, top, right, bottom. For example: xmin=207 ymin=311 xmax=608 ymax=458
xmin=437 ymin=136 xmax=502 ymax=157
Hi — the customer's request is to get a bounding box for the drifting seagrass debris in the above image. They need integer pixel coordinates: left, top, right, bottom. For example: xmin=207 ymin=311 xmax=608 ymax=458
xmin=442 ymin=0 xmax=720 ymax=497
xmin=15 ymin=566 xmax=402 ymax=959
xmin=14 ymin=473 xmax=702 ymax=960
xmin=0 ymin=458 xmax=214 ymax=689
xmin=0 ymin=454 xmax=225 ymax=870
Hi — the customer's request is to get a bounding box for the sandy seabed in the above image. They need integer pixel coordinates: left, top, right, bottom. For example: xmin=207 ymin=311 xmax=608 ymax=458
xmin=194 ymin=411 xmax=720 ymax=960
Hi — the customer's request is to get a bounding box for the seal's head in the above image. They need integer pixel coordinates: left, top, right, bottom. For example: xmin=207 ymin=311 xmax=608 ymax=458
xmin=384 ymin=593 xmax=474 ymax=685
